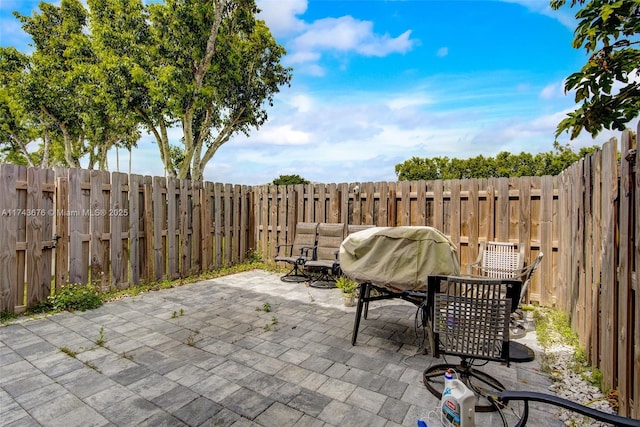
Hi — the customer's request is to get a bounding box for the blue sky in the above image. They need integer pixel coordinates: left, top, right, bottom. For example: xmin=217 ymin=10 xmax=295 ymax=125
xmin=1 ymin=0 xmax=636 ymax=184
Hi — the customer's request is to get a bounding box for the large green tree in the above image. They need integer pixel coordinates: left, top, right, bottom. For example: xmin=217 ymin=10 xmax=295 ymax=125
xmin=552 ymin=0 xmax=640 ymax=138
xmin=3 ymin=0 xmax=139 ymax=169
xmin=90 ymin=0 xmax=292 ymax=181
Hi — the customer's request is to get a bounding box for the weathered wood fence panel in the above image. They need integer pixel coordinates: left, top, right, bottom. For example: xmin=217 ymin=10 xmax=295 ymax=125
xmin=555 ymin=127 xmax=638 ymax=418
xmin=0 ymin=170 xmax=249 ymax=313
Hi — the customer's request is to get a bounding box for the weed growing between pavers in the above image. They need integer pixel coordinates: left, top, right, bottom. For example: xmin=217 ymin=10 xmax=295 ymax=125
xmin=186 ymin=330 xmax=200 ymax=346
xmin=95 ymin=326 xmax=106 ymax=346
xmin=172 ymin=308 xmax=185 ymax=318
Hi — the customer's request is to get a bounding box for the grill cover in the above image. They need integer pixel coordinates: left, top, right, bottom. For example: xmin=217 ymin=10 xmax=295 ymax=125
xmin=339 ymin=226 xmax=460 ymax=292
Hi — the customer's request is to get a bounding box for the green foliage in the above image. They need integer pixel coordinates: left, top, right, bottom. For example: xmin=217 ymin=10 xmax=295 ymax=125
xmin=36 ymin=283 xmax=103 ymax=312
xmin=59 ymin=346 xmax=77 ymax=358
xmin=1 ymin=0 xmax=140 ymax=169
xmin=551 ymin=0 xmax=640 ymax=138
xmin=535 ymin=306 xmax=607 ymax=392
xmin=272 ymin=174 xmax=310 ymax=186
xmin=395 ymin=143 xmax=598 ymax=180
xmin=95 ymin=326 xmax=106 ymax=346
xmin=2 ymin=0 xmax=291 ymax=178
xmin=335 ymin=276 xmax=359 ymax=297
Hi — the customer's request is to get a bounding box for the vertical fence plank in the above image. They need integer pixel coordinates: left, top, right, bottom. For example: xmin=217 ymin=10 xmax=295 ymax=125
xmin=0 ymin=165 xmax=18 ymax=312
xmin=179 ymin=179 xmax=190 ymax=277
xmin=462 ymin=179 xmax=479 ymax=269
xmin=153 ymin=176 xmax=166 ymax=280
xmin=574 ymin=160 xmax=586 ymax=342
xmin=256 ymin=186 xmax=267 ymax=260
xmin=214 ymin=183 xmax=223 ymax=268
xmin=232 ymin=184 xmax=241 ymax=263
xmin=142 ymin=176 xmax=154 ymax=282
xmin=202 ymin=182 xmax=213 ymax=271
xmin=590 ymin=149 xmax=602 ymax=365
xmin=224 ymin=183 xmax=232 ymax=265
xmin=327 ymin=183 xmax=339 ymax=223
xmin=449 ymin=180 xmax=461 ymax=249
xmin=40 ymin=169 xmax=55 ymax=301
xmin=129 ymin=174 xmax=141 ymax=285
xmin=15 ymin=167 xmax=27 ymax=312
xmin=582 ymin=156 xmax=594 ymax=357
xmin=240 ymin=185 xmax=249 ymax=258
xmin=432 ymin=180 xmax=443 ymax=232
xmin=633 ymin=124 xmax=640 ymax=418
xmin=495 ymin=178 xmax=509 ymax=241
xmin=600 ymin=138 xmax=618 ymax=392
xmin=376 ymin=181 xmax=388 ymax=227
xmin=540 ymin=176 xmax=554 ymax=306
xmin=192 ymin=180 xmax=202 ymax=273
xmin=26 ymin=168 xmax=44 ymax=306
xmin=352 ymin=182 xmax=362 ymax=225
xmin=519 ymin=176 xmax=531 ymax=260
xmin=361 ymin=182 xmax=374 ymax=225
xmin=415 ymin=180 xmax=426 ymax=226
xmin=312 ymin=184 xmax=327 ymax=222
xmin=110 ymin=172 xmax=127 ymax=288
xmin=166 ymin=178 xmax=178 ymax=278
xmin=55 ymin=176 xmax=69 ymax=290
xmin=68 ymin=169 xmax=90 ymax=285
xmin=617 ymin=130 xmax=633 ymax=417
xmin=90 ymin=170 xmax=109 ymax=290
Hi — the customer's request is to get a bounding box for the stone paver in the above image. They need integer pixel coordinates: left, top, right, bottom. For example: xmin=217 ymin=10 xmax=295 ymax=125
xmin=0 ymin=270 xmax=562 ymax=426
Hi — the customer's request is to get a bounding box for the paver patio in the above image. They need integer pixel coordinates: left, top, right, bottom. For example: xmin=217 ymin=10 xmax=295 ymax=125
xmin=0 ymin=270 xmax=562 ymax=426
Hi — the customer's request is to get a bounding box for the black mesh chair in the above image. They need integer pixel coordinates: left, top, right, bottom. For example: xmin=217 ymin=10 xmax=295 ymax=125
xmin=423 ymin=275 xmax=521 ymax=412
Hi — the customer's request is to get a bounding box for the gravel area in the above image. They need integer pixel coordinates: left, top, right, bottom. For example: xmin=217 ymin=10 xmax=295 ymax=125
xmin=543 ymin=343 xmax=617 ymax=426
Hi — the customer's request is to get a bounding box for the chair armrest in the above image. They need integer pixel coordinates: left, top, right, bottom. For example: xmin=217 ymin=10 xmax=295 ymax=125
xmin=298 ymin=246 xmax=316 ymax=259
xmin=497 ymin=391 xmax=640 ymax=427
xmin=275 ymin=244 xmax=293 ymax=257
xmin=467 ymin=260 xmax=481 ymax=275
xmin=472 ymin=264 xmax=529 ymax=279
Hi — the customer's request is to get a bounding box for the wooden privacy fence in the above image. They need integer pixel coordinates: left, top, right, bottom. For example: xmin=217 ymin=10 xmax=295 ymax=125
xmin=556 ymin=127 xmax=639 ymax=418
xmin=0 ymin=128 xmax=637 ymax=417
xmin=0 ymin=166 xmax=253 ymax=313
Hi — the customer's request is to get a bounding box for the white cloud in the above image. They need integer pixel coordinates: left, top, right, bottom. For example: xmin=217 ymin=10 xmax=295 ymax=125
xmin=290 ymin=15 xmax=414 ymax=62
xmin=256 ymin=0 xmax=307 ymax=36
xmin=255 ymin=124 xmax=312 ymax=146
xmin=386 ymin=95 xmax=432 ymax=110
xmin=290 ymin=94 xmax=314 ymax=113
xmin=540 ymin=81 xmax=566 ymax=99
xmin=437 ymin=47 xmax=448 ymax=57
xmin=499 ymin=0 xmax=577 ymax=30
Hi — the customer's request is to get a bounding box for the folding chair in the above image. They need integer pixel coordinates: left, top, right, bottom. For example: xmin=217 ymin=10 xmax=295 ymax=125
xmin=423 ymin=275 xmax=521 ymax=412
xmin=274 ymin=222 xmax=318 ymax=282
